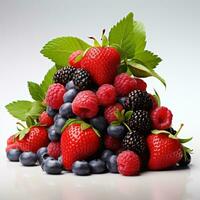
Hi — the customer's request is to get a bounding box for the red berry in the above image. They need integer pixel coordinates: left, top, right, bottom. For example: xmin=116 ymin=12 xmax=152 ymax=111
xmin=68 ymin=50 xmax=83 ymax=68
xmin=6 ymin=143 xmax=20 ymax=152
xmin=114 ymin=73 xmax=137 ymax=96
xmin=117 ymin=150 xmax=141 ymax=176
xmin=16 ymin=126 xmax=49 ymax=153
xmin=72 ymin=90 xmax=99 ymax=119
xmin=81 ymin=47 xmax=121 ymax=85
xmin=104 ymin=103 xmax=123 ymax=124
xmin=7 ymin=135 xmax=15 ymax=145
xmin=61 ymin=123 xmax=100 ymax=170
xmin=151 ymin=106 xmax=173 ymax=130
xmin=147 ymin=133 xmax=183 ymax=170
xmin=39 ymin=112 xmax=54 ymax=127
xmin=134 ymin=78 xmax=147 ymax=91
xmin=45 ymin=83 xmax=66 ymax=109
xmin=47 ymin=142 xmax=61 ymax=159
xmin=96 ymin=84 xmax=116 ymax=106
xmin=104 ymin=135 xmax=121 ymax=152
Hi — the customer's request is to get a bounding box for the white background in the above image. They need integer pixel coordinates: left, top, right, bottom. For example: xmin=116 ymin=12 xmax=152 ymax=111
xmin=0 ymin=0 xmax=199 ymax=200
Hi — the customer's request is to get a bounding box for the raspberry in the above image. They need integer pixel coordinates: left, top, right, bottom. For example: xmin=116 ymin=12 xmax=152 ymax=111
xmin=6 ymin=143 xmax=20 ymax=152
xmin=68 ymin=50 xmax=83 ymax=68
xmin=114 ymin=73 xmax=137 ymax=96
xmin=151 ymin=106 xmax=173 ymax=130
xmin=104 ymin=135 xmax=121 ymax=152
xmin=117 ymin=150 xmax=141 ymax=176
xmin=47 ymin=142 xmax=61 ymax=159
xmin=45 ymin=83 xmax=66 ymax=109
xmin=149 ymin=94 xmax=158 ymax=112
xmin=134 ymin=78 xmax=147 ymax=91
xmin=72 ymin=90 xmax=99 ymax=119
xmin=104 ymin=103 xmax=123 ymax=124
xmin=7 ymin=135 xmax=15 ymax=145
xmin=39 ymin=112 xmax=54 ymax=127
xmin=96 ymin=84 xmax=116 ymax=106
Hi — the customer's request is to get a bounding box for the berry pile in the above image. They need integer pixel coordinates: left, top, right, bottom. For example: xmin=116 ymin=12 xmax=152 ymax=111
xmin=5 ymin=12 xmax=192 ymax=176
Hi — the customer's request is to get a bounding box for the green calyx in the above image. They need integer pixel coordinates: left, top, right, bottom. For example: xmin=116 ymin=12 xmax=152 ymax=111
xmin=62 ymin=118 xmax=101 ymax=137
xmin=152 ymin=124 xmax=193 ymax=156
xmin=112 ymin=109 xmax=133 ymax=132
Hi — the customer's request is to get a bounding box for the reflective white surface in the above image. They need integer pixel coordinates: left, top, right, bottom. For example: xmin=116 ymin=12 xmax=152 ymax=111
xmin=0 ymin=143 xmax=199 ymax=200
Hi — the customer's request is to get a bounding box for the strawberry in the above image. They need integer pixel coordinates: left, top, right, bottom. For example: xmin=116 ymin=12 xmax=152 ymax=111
xmin=16 ymin=126 xmax=49 ymax=153
xmin=81 ymin=47 xmax=120 ymax=85
xmin=61 ymin=121 xmax=100 ymax=170
xmin=7 ymin=135 xmax=15 ymax=145
xmin=147 ymin=133 xmax=183 ymax=170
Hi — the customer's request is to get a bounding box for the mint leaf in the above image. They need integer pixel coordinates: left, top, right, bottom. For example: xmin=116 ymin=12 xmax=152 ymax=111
xmin=128 ymin=61 xmax=166 ymax=87
xmin=27 ymin=101 xmax=45 ymax=119
xmin=134 ymin=50 xmax=162 ymax=69
xmin=109 ymin=12 xmax=135 ymax=59
xmin=40 ymin=66 xmax=57 ymax=94
xmin=6 ymin=101 xmax=33 ymax=121
xmin=41 ymin=37 xmax=90 ymax=66
xmin=28 ymin=81 xmax=44 ymax=101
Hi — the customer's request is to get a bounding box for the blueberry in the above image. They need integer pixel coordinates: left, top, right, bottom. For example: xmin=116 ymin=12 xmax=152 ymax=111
xmin=72 ymin=161 xmax=91 ymax=176
xmin=46 ymin=106 xmax=57 ymax=117
xmin=19 ymin=152 xmax=38 ymax=166
xmin=107 ymin=125 xmax=126 ymax=139
xmin=59 ymin=103 xmax=74 ymax=118
xmin=101 ymin=150 xmax=114 ymax=162
xmin=63 ymin=89 xmax=78 ymax=103
xmin=106 ymin=155 xmax=118 ymax=173
xmin=54 ymin=118 xmax=66 ymax=134
xmin=118 ymin=97 xmax=127 ymax=107
xmin=37 ymin=147 xmax=47 ymax=159
xmin=89 ymin=159 xmax=106 ymax=174
xmin=58 ymin=156 xmax=63 ymax=166
xmin=66 ymin=80 xmax=76 ymax=90
xmin=48 ymin=126 xmax=61 ymax=141
xmin=7 ymin=149 xmax=22 ymax=162
xmin=44 ymin=159 xmax=62 ymax=175
xmin=40 ymin=154 xmax=54 ymax=169
xmin=90 ymin=116 xmax=107 ymax=133
xmin=54 ymin=114 xmax=62 ymax=122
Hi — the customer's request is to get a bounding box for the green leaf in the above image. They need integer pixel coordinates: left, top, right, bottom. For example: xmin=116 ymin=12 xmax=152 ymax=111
xmin=92 ymin=128 xmax=101 ymax=137
xmin=134 ymin=50 xmax=162 ymax=69
xmin=40 ymin=66 xmax=57 ymax=94
xmin=6 ymin=101 xmax=33 ymax=121
xmin=132 ymin=21 xmax=146 ymax=54
xmin=179 ymin=137 xmax=193 ymax=144
xmin=125 ymin=111 xmax=133 ymax=121
xmin=127 ymin=61 xmax=166 ymax=87
xmin=109 ymin=12 xmax=136 ymax=59
xmin=153 ymin=89 xmax=161 ymax=107
xmin=28 ymin=81 xmax=45 ymax=101
xmin=111 ymin=121 xmax=121 ymax=126
xmin=27 ymin=101 xmax=45 ymax=119
xmin=41 ymin=37 xmax=90 ymax=66
xmin=26 ymin=116 xmax=36 ymax=127
xmin=81 ymin=122 xmax=91 ymax=131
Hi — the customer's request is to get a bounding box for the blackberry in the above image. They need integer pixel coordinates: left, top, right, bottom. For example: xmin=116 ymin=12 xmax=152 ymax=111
xmin=125 ymin=90 xmax=153 ymax=111
xmin=178 ymin=152 xmax=191 ymax=167
xmin=122 ymin=130 xmax=146 ymax=155
xmin=72 ymin=69 xmax=91 ymax=90
xmin=166 ymin=127 xmax=177 ymax=135
xmin=126 ymin=110 xmax=151 ymax=134
xmin=53 ymin=67 xmax=76 ymax=85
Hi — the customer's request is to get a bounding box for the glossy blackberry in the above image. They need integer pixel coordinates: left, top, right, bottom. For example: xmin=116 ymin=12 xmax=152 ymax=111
xmin=166 ymin=127 xmax=177 ymax=135
xmin=125 ymin=90 xmax=153 ymax=111
xmin=126 ymin=110 xmax=151 ymax=134
xmin=53 ymin=67 xmax=76 ymax=85
xmin=178 ymin=152 xmax=191 ymax=167
xmin=72 ymin=69 xmax=91 ymax=90
xmin=122 ymin=130 xmax=146 ymax=155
